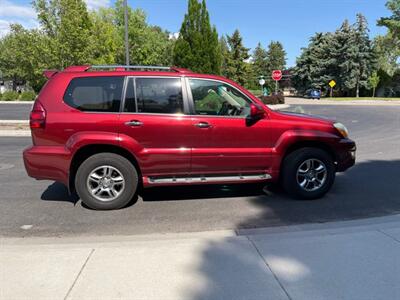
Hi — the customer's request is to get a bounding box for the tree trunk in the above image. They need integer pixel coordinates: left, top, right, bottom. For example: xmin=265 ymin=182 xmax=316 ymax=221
xmin=12 ymin=75 xmax=17 ymax=91
xmin=356 ymin=81 xmax=360 ymax=98
xmin=372 ymin=87 xmax=376 ymax=98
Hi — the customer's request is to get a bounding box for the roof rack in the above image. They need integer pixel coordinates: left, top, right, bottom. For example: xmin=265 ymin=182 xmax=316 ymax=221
xmin=62 ymin=65 xmax=192 ymax=73
xmin=90 ymin=65 xmax=192 ymax=73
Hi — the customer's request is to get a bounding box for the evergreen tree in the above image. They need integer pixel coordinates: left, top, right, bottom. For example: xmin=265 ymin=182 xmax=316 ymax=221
xmin=219 ymin=36 xmax=229 ymax=77
xmin=252 ymin=42 xmax=268 ymax=77
xmin=349 ymin=14 xmax=374 ymax=97
xmin=293 ymin=15 xmax=375 ymax=97
xmin=225 ymin=29 xmax=250 ymax=85
xmin=265 ymin=41 xmax=286 ymax=88
xmin=173 ymin=0 xmax=221 ymax=74
xmin=333 ymin=20 xmax=354 ymax=95
xmin=292 ymin=33 xmax=332 ymax=94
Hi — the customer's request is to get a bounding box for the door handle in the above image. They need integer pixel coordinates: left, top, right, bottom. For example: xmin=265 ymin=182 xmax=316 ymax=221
xmin=194 ymin=122 xmax=212 ymax=128
xmin=125 ymin=120 xmax=143 ymax=127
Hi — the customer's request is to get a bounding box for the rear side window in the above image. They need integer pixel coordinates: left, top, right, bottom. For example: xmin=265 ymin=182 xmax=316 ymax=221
xmin=128 ymin=78 xmax=183 ymax=114
xmin=64 ymin=76 xmax=124 ymax=112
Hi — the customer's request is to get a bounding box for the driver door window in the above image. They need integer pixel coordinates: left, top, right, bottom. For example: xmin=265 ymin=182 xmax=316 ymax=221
xmin=189 ymin=79 xmax=251 ymax=116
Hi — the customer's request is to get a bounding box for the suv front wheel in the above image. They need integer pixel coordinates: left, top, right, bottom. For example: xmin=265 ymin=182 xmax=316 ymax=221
xmin=75 ymin=153 xmax=138 ymax=210
xmin=281 ymin=147 xmax=335 ymax=200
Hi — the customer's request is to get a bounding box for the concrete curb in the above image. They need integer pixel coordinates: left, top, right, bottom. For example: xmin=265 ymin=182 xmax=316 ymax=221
xmin=2 ymin=213 xmax=400 ymax=246
xmin=0 ymin=101 xmax=33 ymax=104
xmin=0 ymin=120 xmax=29 ymax=124
xmin=267 ymin=104 xmax=290 ymax=110
xmin=0 ymin=130 xmax=31 ymax=137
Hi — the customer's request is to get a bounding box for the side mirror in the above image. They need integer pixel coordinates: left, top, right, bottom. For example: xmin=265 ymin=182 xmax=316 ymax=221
xmin=249 ymin=103 xmax=265 ymax=119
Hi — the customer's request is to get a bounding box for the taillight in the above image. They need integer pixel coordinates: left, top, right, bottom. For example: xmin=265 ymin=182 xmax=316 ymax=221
xmin=30 ymin=101 xmax=46 ymax=129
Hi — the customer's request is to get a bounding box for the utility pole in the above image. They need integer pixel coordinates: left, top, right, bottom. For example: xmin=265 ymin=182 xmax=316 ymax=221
xmin=123 ymin=0 xmax=130 ymax=66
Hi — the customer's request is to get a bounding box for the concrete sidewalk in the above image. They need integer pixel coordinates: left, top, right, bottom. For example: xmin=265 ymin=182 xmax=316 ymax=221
xmin=2 ymin=215 xmax=400 ymax=300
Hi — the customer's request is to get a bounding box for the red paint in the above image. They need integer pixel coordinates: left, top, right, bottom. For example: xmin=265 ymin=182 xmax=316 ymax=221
xmin=23 ymin=66 xmax=356 ymax=190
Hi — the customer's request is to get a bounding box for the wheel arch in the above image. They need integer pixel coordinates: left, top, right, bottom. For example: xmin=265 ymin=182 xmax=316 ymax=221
xmin=283 ymin=140 xmax=337 ymax=163
xmin=69 ymin=144 xmax=142 ymax=193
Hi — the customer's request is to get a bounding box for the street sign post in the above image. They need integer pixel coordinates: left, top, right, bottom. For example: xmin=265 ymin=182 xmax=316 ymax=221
xmin=272 ymin=70 xmax=282 ymax=94
xmin=329 ymin=80 xmax=336 ymax=98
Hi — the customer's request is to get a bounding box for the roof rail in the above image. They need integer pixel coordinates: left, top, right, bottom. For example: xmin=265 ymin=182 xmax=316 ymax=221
xmin=90 ymin=65 xmax=192 ymax=73
xmin=91 ymin=65 xmax=171 ymax=71
xmin=60 ymin=65 xmax=192 ymax=73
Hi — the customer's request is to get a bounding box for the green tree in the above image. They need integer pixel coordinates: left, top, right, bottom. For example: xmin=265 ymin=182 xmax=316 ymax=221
xmin=225 ymin=30 xmax=250 ymax=85
xmin=332 ymin=20 xmax=353 ymax=95
xmin=378 ymin=0 xmax=400 ymax=39
xmin=348 ymin=14 xmax=375 ymax=97
xmin=292 ymin=33 xmax=333 ymax=94
xmin=114 ymin=1 xmax=174 ymax=66
xmin=377 ymin=0 xmax=400 ymax=73
xmin=0 ymin=24 xmax=51 ymax=92
xmin=252 ymin=43 xmax=268 ymax=76
xmin=265 ymin=41 xmax=286 ymax=89
xmin=33 ymin=0 xmax=93 ymax=68
xmin=219 ymin=36 xmax=229 ymax=77
xmin=173 ymin=0 xmax=221 ymax=74
xmin=368 ymin=71 xmax=380 ymax=97
xmin=293 ymin=15 xmax=375 ymax=97
xmin=89 ymin=8 xmax=119 ymax=65
xmin=251 ymin=42 xmax=268 ymax=88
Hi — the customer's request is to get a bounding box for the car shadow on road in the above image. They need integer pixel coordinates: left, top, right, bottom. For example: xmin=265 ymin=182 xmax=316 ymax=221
xmin=40 ymin=160 xmax=400 ymax=225
xmin=140 ymin=183 xmax=266 ymax=202
xmin=235 ymin=159 xmax=400 ymax=229
xmin=40 ymin=182 xmax=79 ymax=204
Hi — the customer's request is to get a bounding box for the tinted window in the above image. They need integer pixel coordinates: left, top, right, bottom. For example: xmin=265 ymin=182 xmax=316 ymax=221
xmin=189 ymin=79 xmax=251 ymax=116
xmin=135 ymin=78 xmax=183 ymax=114
xmin=64 ymin=76 xmax=124 ymax=112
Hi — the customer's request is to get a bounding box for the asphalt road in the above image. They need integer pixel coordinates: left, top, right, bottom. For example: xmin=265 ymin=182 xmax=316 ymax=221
xmin=1 ymin=105 xmax=399 ymax=237
xmin=0 ymin=103 xmax=31 ymax=120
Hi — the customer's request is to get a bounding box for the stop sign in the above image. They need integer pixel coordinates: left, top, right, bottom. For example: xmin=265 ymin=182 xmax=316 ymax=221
xmin=272 ymin=70 xmax=282 ymax=81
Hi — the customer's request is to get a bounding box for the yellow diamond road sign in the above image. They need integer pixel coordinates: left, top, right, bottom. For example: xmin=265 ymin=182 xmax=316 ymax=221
xmin=329 ymin=80 xmax=336 ymax=88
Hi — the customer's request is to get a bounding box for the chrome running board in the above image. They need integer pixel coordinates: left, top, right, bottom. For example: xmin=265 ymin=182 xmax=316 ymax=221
xmin=147 ymin=173 xmax=271 ymax=185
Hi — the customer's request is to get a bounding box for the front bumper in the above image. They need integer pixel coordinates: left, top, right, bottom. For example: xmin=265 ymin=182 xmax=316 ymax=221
xmin=335 ymin=138 xmax=356 ymax=172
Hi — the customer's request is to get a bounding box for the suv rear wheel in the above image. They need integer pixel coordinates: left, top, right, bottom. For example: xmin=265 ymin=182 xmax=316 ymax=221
xmin=281 ymin=147 xmax=335 ymax=199
xmin=75 ymin=153 xmax=138 ymax=210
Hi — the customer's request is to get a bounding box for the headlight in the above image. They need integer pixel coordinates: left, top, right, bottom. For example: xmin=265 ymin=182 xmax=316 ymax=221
xmin=333 ymin=122 xmax=349 ymax=138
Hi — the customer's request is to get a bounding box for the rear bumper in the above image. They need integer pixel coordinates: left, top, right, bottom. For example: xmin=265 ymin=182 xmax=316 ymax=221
xmin=335 ymin=138 xmax=356 ymax=172
xmin=23 ymin=145 xmax=71 ymax=186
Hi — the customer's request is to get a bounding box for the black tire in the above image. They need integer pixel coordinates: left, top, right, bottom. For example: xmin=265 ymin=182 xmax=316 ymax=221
xmin=75 ymin=153 xmax=138 ymax=210
xmin=281 ymin=147 xmax=335 ymax=200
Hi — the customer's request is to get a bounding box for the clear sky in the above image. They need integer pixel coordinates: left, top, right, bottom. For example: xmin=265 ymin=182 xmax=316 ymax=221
xmin=0 ymin=0 xmax=391 ymax=66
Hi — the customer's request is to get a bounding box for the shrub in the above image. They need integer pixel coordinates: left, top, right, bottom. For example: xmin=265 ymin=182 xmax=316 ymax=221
xmin=19 ymin=91 xmax=36 ymax=101
xmin=258 ymin=94 xmax=285 ymax=105
xmin=1 ymin=90 xmax=19 ymax=101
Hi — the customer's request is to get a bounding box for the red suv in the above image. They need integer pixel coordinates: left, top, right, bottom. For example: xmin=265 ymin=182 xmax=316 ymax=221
xmin=23 ymin=65 xmax=356 ymax=210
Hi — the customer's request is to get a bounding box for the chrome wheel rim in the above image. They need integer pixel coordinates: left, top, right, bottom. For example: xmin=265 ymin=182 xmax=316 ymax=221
xmin=296 ymin=159 xmax=327 ymax=192
xmin=86 ymin=165 xmax=125 ymax=202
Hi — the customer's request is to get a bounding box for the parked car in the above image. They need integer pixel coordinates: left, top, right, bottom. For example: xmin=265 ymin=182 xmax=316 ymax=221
xmin=305 ymin=89 xmax=321 ymax=100
xmin=23 ymin=65 xmax=356 ymax=210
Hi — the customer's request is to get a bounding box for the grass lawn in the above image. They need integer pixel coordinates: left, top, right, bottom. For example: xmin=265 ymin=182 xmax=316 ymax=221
xmin=321 ymin=97 xmax=400 ymax=101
